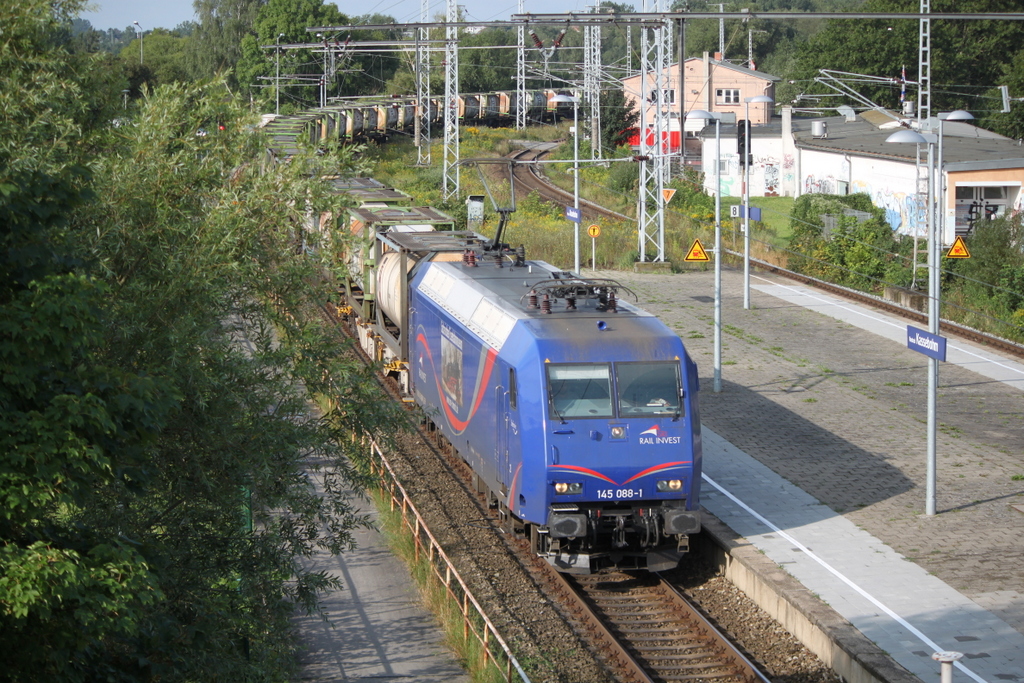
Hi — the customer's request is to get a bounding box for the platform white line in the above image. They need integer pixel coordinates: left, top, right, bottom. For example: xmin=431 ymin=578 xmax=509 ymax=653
xmin=702 ymin=473 xmax=988 ymax=683
xmin=750 ymin=274 xmax=1024 ymax=380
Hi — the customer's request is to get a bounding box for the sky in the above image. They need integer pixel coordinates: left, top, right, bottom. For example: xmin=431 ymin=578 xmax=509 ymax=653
xmin=78 ymin=0 xmax=595 ymax=32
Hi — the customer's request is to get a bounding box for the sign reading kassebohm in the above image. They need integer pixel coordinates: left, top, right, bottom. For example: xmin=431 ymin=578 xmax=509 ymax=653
xmin=565 ymin=206 xmax=582 ymax=223
xmin=907 ymin=325 xmax=947 ymax=361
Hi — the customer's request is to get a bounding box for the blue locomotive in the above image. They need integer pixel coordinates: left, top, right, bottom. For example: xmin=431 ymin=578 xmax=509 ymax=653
xmin=357 ymin=225 xmax=702 ymax=574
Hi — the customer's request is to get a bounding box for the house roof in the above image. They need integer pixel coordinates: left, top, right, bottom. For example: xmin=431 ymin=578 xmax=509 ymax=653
xmin=694 ymin=57 xmax=781 ymax=83
xmin=791 ymin=111 xmax=1024 ymax=171
xmin=623 ymin=57 xmax=781 ymax=84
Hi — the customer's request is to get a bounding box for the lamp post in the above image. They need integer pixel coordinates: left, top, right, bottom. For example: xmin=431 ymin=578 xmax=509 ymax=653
xmin=316 ymin=33 xmax=325 ymax=108
xmin=132 ymin=21 xmax=143 ymax=65
xmin=688 ymin=109 xmax=723 ymax=392
xmin=742 ymin=95 xmax=773 ymax=309
xmin=276 ymin=33 xmax=285 ymax=115
xmin=552 ymin=93 xmax=581 ymax=274
xmin=885 ymin=110 xmax=971 ymax=517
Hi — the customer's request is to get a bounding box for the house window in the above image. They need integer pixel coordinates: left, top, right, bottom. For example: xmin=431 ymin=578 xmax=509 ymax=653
xmin=836 ymin=180 xmax=849 ymax=195
xmin=716 ymin=88 xmax=740 ymax=105
xmin=646 ymin=89 xmax=676 ymax=105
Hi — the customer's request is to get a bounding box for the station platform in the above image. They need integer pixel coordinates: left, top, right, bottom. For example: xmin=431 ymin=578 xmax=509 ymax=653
xmin=609 ymin=267 xmax=1024 ymax=683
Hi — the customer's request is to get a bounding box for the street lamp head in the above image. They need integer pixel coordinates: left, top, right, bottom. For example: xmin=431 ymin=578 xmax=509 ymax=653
xmin=941 ymin=109 xmax=974 ymax=122
xmin=686 ymin=109 xmax=716 ymax=121
xmin=886 ymin=129 xmax=928 ymax=144
xmin=744 ymin=95 xmax=774 ymax=104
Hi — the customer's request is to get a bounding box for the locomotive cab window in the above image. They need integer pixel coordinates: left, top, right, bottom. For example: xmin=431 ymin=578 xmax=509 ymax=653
xmin=615 ymin=361 xmax=683 ymax=417
xmin=546 ymin=364 xmax=613 ymax=420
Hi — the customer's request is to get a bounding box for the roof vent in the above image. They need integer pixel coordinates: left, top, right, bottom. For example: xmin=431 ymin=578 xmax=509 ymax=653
xmin=837 ymin=105 xmax=856 ymax=122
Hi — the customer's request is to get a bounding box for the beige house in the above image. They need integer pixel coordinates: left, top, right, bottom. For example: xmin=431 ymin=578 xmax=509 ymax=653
xmin=622 ymin=53 xmax=779 ymax=132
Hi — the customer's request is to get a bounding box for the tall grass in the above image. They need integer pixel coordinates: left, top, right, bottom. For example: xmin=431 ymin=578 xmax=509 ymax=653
xmin=365 ymin=128 xmax=729 ymax=271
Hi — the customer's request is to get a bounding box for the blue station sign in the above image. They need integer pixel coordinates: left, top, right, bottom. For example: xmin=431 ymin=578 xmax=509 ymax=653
xmin=907 ymin=325 xmax=947 ymax=361
xmin=565 ymin=206 xmax=582 ymax=223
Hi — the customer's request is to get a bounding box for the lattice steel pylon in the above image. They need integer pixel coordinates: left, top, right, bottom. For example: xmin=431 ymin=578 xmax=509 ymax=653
xmin=443 ymin=0 xmax=460 ymax=199
xmin=636 ymin=0 xmax=672 ymax=262
xmin=584 ymin=20 xmax=602 ymax=159
xmin=918 ymin=0 xmax=931 ymax=126
xmin=517 ymin=0 xmax=527 ymax=130
xmin=416 ymin=0 xmax=431 ymax=165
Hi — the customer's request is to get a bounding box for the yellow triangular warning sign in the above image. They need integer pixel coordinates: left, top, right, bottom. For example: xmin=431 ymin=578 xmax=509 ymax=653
xmin=946 ymin=235 xmax=971 ymax=259
xmin=684 ymin=238 xmax=711 ymax=262
xmin=662 ymin=188 xmax=677 ymax=203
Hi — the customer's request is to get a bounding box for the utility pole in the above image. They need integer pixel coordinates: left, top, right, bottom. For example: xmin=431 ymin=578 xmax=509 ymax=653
xmin=443 ymin=0 xmax=460 ymax=198
xmin=416 ymin=0 xmax=431 ymax=165
xmin=583 ymin=10 xmax=602 ymax=159
xmin=637 ymin=0 xmax=670 ymax=263
xmin=516 ymin=0 xmax=527 ymax=130
xmin=133 ymin=21 xmax=143 ymax=65
xmin=276 ymin=34 xmax=284 ymax=115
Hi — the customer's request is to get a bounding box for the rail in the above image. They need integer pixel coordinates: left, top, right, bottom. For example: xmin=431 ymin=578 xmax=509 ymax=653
xmin=362 ymin=436 xmax=532 ymax=683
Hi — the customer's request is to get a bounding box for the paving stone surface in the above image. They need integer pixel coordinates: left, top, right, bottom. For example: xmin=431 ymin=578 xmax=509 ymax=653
xmin=605 ymin=265 xmax=1024 ymax=636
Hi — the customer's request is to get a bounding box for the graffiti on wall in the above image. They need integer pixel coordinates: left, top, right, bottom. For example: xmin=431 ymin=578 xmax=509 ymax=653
xmin=800 ymin=176 xmax=925 ymax=235
xmin=763 ymin=164 xmax=780 ymax=196
xmin=804 ymin=174 xmax=836 ymax=195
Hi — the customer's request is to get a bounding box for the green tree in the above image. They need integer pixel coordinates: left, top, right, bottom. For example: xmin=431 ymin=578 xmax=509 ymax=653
xmin=601 ymin=88 xmax=639 ymax=150
xmin=793 ymin=0 xmax=1024 ymax=128
xmin=64 ymin=78 xmax=402 ymax=681
xmin=3 ymin=0 xmax=406 ymax=678
xmin=1 ymin=2 xmax=177 ymax=678
xmin=119 ymin=29 xmax=191 ymax=91
xmin=188 ymin=0 xmax=262 ymax=85
xmin=461 ymin=28 xmax=517 ymax=92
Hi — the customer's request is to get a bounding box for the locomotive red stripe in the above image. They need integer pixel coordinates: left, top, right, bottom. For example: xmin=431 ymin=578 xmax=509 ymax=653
xmin=416 ymin=331 xmax=498 ymax=433
xmin=621 ymin=461 xmax=689 ymax=484
xmin=507 ymin=462 xmax=523 ymax=512
xmin=547 ymin=464 xmax=617 ymax=484
xmin=549 ymin=461 xmax=690 ymax=486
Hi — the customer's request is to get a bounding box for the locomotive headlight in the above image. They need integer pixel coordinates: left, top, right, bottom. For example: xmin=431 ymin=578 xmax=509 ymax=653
xmin=657 ymin=479 xmax=683 ymax=492
xmin=554 ymin=482 xmax=582 ymax=495
xmin=610 ymin=426 xmax=626 ymax=439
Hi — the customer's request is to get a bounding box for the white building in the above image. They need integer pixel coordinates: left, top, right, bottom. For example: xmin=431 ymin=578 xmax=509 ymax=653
xmin=694 ymin=106 xmax=1024 ymax=240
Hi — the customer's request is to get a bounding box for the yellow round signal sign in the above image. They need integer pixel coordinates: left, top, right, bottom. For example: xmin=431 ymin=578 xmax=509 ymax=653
xmin=587 ymin=224 xmax=601 ymax=238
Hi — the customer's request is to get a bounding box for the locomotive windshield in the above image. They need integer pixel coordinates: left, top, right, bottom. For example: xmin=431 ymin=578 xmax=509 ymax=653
xmin=546 ymin=364 xmax=614 ymax=419
xmin=546 ymin=361 xmax=683 ymax=420
xmin=616 ymin=361 xmax=683 ymax=417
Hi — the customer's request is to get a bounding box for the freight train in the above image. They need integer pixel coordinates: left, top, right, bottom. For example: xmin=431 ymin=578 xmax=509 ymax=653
xmin=311 ymin=169 xmax=704 ymax=574
xmin=262 ymin=89 xmax=577 ymax=153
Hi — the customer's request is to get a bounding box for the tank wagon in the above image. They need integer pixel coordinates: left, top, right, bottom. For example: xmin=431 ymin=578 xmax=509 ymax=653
xmin=347 ymin=222 xmax=703 ymax=574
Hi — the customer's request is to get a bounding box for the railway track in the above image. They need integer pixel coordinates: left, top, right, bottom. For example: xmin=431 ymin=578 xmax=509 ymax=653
xmin=553 ymin=569 xmax=771 ymax=683
xmin=508 ymin=144 xmax=633 ymax=224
